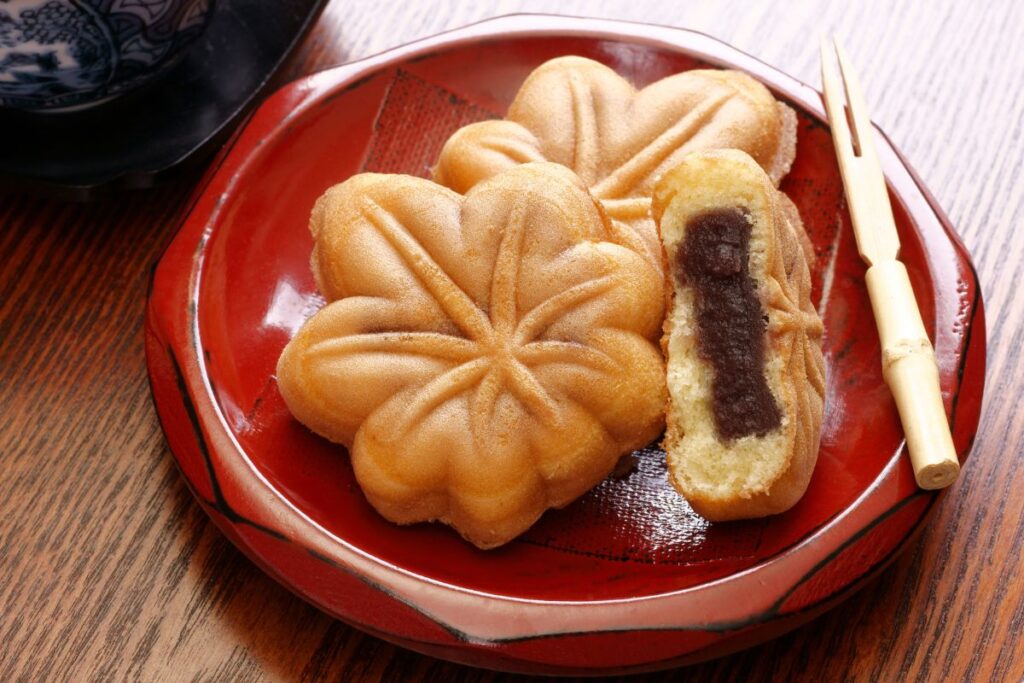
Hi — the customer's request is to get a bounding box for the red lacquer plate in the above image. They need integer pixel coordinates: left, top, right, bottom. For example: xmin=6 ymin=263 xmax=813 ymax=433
xmin=145 ymin=15 xmax=986 ymax=675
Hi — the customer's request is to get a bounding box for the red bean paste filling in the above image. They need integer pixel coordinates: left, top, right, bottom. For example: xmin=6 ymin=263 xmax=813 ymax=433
xmin=678 ymin=208 xmax=782 ymax=441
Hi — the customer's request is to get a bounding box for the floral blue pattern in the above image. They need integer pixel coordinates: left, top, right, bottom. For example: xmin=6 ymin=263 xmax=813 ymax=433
xmin=0 ymin=0 xmax=212 ymax=109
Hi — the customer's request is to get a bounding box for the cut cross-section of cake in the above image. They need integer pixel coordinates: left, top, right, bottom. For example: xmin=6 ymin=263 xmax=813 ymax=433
xmin=653 ymin=150 xmax=825 ymax=520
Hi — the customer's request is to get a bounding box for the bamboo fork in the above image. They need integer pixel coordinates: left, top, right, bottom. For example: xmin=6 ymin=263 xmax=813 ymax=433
xmin=820 ymin=39 xmax=960 ymax=489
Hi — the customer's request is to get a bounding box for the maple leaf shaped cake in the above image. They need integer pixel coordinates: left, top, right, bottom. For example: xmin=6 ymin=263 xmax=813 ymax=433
xmin=277 ymin=163 xmax=666 ymax=548
xmin=432 ymin=56 xmax=797 ymax=273
xmin=653 ymin=150 xmax=825 ymax=521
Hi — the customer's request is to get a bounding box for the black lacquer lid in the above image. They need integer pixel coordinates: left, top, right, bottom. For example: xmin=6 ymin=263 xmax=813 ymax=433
xmin=0 ymin=0 xmax=327 ymax=200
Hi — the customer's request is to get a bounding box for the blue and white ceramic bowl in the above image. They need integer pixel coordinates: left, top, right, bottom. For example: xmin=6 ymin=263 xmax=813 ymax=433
xmin=0 ymin=0 xmax=213 ymax=110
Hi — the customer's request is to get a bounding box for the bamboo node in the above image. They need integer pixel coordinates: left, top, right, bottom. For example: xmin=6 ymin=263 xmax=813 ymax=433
xmin=882 ymin=338 xmax=932 ymax=370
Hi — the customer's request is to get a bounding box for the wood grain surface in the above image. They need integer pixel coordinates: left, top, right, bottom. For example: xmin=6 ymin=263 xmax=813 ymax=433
xmin=1 ymin=1 xmax=1021 ymax=680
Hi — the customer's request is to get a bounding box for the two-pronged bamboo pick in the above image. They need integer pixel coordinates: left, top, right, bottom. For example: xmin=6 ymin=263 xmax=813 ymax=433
xmin=820 ymin=38 xmax=960 ymax=489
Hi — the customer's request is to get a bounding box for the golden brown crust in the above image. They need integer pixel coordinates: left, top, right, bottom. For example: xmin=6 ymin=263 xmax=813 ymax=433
xmin=654 ymin=150 xmax=825 ymax=521
xmin=778 ymin=189 xmax=815 ymax=267
xmin=277 ymin=162 xmax=666 ymax=548
xmin=768 ymin=101 xmax=798 ymax=186
xmin=432 ymin=56 xmax=797 ymax=275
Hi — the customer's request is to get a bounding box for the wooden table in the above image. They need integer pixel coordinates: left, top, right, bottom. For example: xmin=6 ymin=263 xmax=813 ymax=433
xmin=2 ymin=1 xmax=1021 ymax=680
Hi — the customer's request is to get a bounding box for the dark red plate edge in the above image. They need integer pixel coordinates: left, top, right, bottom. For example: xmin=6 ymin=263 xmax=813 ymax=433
xmin=142 ymin=13 xmax=986 ymax=647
